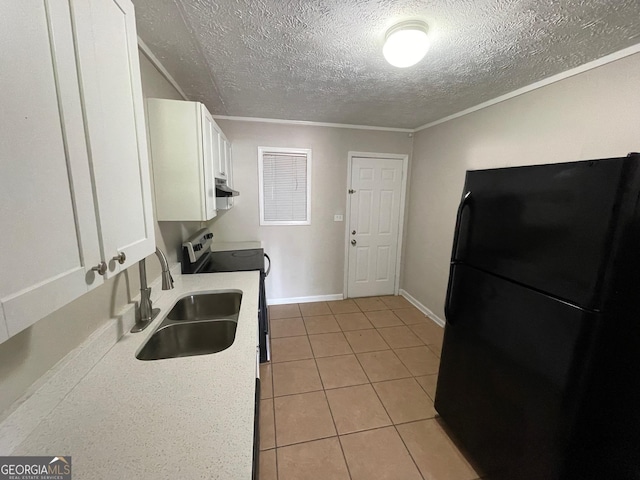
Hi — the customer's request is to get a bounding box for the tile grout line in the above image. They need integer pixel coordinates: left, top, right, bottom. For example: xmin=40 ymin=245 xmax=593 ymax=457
xmin=393 ymin=422 xmax=427 ymax=480
xmin=370 ymin=321 xmax=439 ymax=480
xmin=414 ymin=374 xmax=438 ymax=402
xmin=268 ymin=396 xmax=278 ymax=474
xmin=353 ymin=309 xmax=428 ymax=477
xmin=308 ymin=300 xmax=381 ymax=479
xmin=269 ymin=298 xmax=438 ymax=479
xmin=351 ymin=350 xmax=427 ymax=480
xmin=271 ymin=418 xmax=441 ymax=451
xmin=376 ymin=326 xmax=426 ymax=350
xmin=270 ymin=301 xmax=355 ymax=477
xmin=351 ymin=319 xmax=435 ymax=480
xmin=426 ymin=343 xmax=441 ymax=358
xmin=267 ymin=334 xmax=279 ymax=480
xmin=349 ymin=345 xmax=404 ymax=434
xmin=310 ymin=336 xmax=354 ymax=480
xmin=374 ymin=321 xmax=441 ymax=409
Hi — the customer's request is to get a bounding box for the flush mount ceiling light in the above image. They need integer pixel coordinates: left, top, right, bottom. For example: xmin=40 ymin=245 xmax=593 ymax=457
xmin=383 ymin=20 xmax=430 ymax=68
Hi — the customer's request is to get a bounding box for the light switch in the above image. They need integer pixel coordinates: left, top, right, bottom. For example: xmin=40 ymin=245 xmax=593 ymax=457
xmin=334 ymin=214 xmax=344 ymax=222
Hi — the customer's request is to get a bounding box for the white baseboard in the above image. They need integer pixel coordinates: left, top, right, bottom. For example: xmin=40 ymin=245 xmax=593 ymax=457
xmin=399 ymin=289 xmax=446 ymax=327
xmin=268 ymin=294 xmax=344 ymax=305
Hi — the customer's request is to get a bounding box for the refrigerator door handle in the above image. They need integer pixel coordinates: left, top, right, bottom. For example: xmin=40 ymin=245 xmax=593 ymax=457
xmin=444 ymin=267 xmax=456 ymax=323
xmin=445 ymin=191 xmax=472 ymax=323
xmin=450 ymin=191 xmax=472 ymax=262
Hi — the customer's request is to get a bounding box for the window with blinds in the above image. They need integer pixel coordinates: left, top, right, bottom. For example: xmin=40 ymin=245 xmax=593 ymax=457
xmin=258 ymin=147 xmax=312 ymax=225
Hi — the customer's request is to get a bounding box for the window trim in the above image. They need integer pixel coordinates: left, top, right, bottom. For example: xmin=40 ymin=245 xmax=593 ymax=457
xmin=258 ymin=146 xmax=312 ymax=226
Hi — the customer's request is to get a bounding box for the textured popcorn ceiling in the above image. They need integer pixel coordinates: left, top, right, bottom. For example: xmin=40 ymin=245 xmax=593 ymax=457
xmin=132 ymin=0 xmax=640 ymax=129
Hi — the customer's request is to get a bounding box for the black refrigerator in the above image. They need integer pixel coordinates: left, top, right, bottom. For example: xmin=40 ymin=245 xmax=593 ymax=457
xmin=435 ymin=153 xmax=640 ymax=480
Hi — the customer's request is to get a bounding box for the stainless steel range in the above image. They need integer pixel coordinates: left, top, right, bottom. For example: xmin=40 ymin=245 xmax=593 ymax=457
xmin=181 ymin=228 xmax=271 ymax=362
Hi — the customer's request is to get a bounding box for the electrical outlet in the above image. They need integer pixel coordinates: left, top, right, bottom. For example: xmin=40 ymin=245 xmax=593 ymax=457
xmin=334 ymin=214 xmax=344 ymax=222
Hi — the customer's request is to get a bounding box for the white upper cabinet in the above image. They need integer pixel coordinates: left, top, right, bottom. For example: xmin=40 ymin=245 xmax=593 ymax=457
xmin=202 ymin=110 xmax=219 ymax=220
xmin=71 ymin=0 xmax=156 ymax=276
xmin=0 ymin=0 xmax=103 ymax=338
xmin=216 ymin=132 xmax=227 ymax=179
xmin=216 ymin=138 xmax=235 ymax=210
xmin=215 ymin=132 xmax=233 ymax=182
xmin=0 ymin=0 xmax=155 ymax=341
xmin=147 ymin=99 xmax=229 ymax=221
xmin=226 ymin=140 xmax=234 ymax=188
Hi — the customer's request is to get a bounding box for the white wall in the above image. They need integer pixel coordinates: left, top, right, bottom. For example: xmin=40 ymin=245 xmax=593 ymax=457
xmin=0 ymin=51 xmax=195 ymax=416
xmin=402 ymin=53 xmax=640 ymax=321
xmin=209 ymin=120 xmax=413 ymax=301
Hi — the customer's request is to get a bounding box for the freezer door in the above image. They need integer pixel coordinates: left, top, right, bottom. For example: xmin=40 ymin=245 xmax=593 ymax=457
xmin=436 ymin=264 xmax=601 ymax=480
xmin=454 ymin=156 xmax=640 ymax=310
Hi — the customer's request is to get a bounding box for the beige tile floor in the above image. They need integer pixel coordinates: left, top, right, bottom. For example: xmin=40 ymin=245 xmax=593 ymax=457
xmin=259 ymin=296 xmax=481 ymax=480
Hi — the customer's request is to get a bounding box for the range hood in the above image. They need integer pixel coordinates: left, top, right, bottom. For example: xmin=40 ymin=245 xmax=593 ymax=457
xmin=215 ymin=178 xmax=239 ymax=197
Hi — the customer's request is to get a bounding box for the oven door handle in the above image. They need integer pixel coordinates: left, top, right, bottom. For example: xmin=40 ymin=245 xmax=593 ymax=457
xmin=264 ymin=253 xmax=271 ymax=277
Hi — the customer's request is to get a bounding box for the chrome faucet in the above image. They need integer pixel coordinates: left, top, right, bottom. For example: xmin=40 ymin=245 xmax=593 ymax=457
xmin=131 ymin=247 xmax=174 ymax=333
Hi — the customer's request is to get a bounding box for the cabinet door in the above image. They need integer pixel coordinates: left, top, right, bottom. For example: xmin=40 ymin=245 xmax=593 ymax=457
xmin=71 ymin=0 xmax=155 ymax=277
xmin=201 ymin=108 xmax=218 ymax=220
xmin=216 ymin=132 xmax=227 ymax=179
xmin=225 ymin=141 xmax=234 ymax=208
xmin=225 ymin=141 xmax=233 ymax=184
xmin=0 ymin=0 xmax=103 ymax=339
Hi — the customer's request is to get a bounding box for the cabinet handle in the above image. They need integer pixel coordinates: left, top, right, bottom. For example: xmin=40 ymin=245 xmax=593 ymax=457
xmin=92 ymin=262 xmax=107 ymax=276
xmin=112 ymin=252 xmax=126 ymax=264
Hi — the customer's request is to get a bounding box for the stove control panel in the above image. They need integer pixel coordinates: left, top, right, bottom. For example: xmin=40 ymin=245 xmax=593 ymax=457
xmin=182 ymin=228 xmax=214 ymax=264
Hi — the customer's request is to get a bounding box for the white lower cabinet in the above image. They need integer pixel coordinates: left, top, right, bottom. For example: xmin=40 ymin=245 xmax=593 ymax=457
xmin=0 ymin=0 xmax=154 ymax=341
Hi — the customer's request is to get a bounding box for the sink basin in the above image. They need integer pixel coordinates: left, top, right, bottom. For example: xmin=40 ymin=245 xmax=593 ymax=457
xmin=136 ymin=290 xmax=243 ymax=361
xmin=167 ymin=291 xmax=242 ymax=321
xmin=136 ymin=320 xmax=237 ymax=360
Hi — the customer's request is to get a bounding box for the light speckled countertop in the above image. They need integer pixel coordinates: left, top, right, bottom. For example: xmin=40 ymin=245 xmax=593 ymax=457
xmin=9 ymin=271 xmax=260 ymax=480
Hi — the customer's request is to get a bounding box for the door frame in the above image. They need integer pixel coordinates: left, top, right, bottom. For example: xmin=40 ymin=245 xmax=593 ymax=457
xmin=343 ymin=151 xmax=410 ymax=299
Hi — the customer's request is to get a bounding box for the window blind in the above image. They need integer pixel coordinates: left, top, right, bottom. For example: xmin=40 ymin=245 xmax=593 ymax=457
xmin=260 ymin=150 xmax=310 ymax=225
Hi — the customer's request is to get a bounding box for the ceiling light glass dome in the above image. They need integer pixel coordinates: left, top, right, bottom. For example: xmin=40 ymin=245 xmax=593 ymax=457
xmin=383 ymin=20 xmax=430 ymax=68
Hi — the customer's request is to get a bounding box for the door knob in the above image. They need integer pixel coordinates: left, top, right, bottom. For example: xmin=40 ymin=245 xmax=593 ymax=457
xmin=351 ymin=239 xmax=357 ymax=246
xmin=112 ymin=252 xmax=126 ymax=264
xmin=352 ymin=230 xmax=356 ymax=235
xmin=92 ymin=262 xmax=107 ymax=276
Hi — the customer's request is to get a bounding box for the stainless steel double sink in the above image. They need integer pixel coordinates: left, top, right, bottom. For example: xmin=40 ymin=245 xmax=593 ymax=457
xmin=136 ymin=291 xmax=242 ymax=361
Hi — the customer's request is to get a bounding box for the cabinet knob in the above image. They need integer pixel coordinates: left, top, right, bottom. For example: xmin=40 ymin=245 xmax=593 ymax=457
xmin=92 ymin=262 xmax=107 ymax=275
xmin=112 ymin=252 xmax=126 ymax=264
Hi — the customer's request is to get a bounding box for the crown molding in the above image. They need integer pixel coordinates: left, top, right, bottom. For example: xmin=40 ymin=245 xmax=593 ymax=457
xmin=137 ymin=36 xmax=640 ymax=135
xmin=137 ymin=37 xmax=189 ymax=101
xmin=414 ymin=42 xmax=640 ymax=132
xmin=212 ymin=115 xmax=414 ymax=133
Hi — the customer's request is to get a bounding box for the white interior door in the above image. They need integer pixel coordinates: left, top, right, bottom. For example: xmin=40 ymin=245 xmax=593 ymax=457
xmin=347 ymin=157 xmax=404 ymax=297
